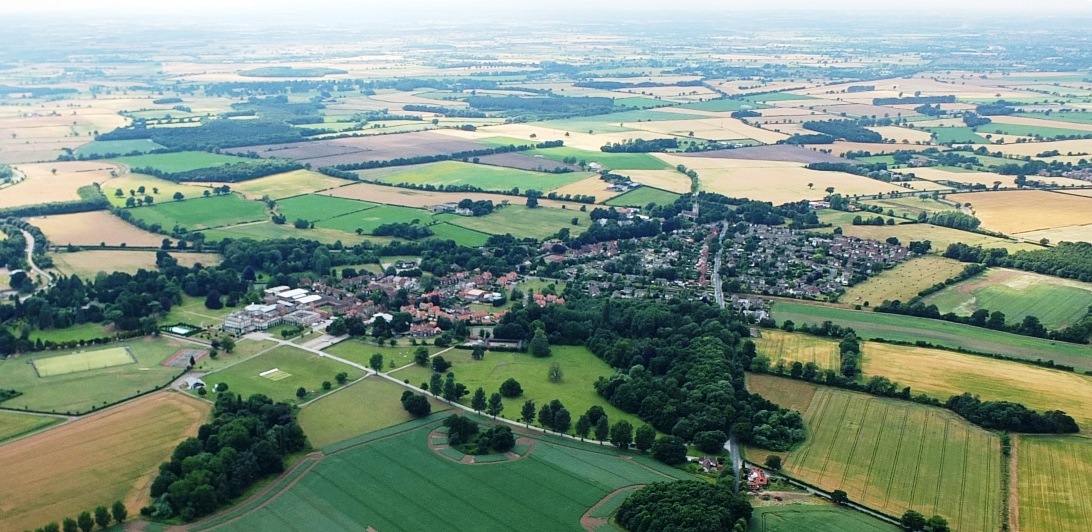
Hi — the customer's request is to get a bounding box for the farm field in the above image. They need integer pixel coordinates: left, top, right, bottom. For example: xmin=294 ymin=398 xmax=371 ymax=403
xmin=275 ymin=194 xmax=376 ymax=222
xmin=526 ymin=146 xmax=670 ymax=170
xmin=1017 ymin=435 xmax=1092 ymax=532
xmin=840 ymin=256 xmax=968 ymax=307
xmin=605 ymin=186 xmax=681 ymax=207
xmin=358 ymin=160 xmax=592 ymax=192
xmin=390 ymin=345 xmax=645 ymax=432
xmin=921 ymin=268 xmax=1092 ymax=329
xmin=769 ymin=300 xmax=1092 ymax=371
xmin=202 ymin=221 xmax=375 ymax=246
xmin=29 ymin=211 xmax=169 ymax=247
xmin=197 ymin=345 xmax=364 ymax=404
xmin=549 ymin=174 xmax=625 ymax=202
xmin=321 ymin=181 xmax=578 ymax=210
xmin=208 ymin=418 xmax=691 ymax=532
xmin=746 ymin=375 xmax=1001 ymax=532
xmin=224 ymin=130 xmax=485 ymax=167
xmin=224 ymin=170 xmax=349 ymax=199
xmin=475 ymin=152 xmax=580 ymax=172
xmin=957 ymin=190 xmax=1092 ymax=239
xmin=297 ymin=376 xmax=450 ymax=449
xmin=0 ymin=411 xmax=62 ymax=444
xmin=540 ymin=108 xmax=705 ymax=132
xmin=103 ymin=173 xmax=213 ymax=207
xmin=1015 ymin=223 xmax=1092 ymax=246
xmin=73 ymin=139 xmax=165 ymax=157
xmin=924 ymin=127 xmax=988 ymax=144
xmin=111 ymin=151 xmax=253 ymax=173
xmin=443 ymin=205 xmax=590 ymax=240
xmin=0 ymin=161 xmax=119 ymax=209
xmin=981 ymin=121 xmax=1092 ymax=139
xmin=315 ymin=204 xmax=432 ymax=234
xmin=0 ymin=392 xmax=210 ymax=532
xmin=126 ymin=194 xmax=268 ymax=230
xmin=748 ymin=504 xmax=898 ymax=532
xmin=617 ymin=168 xmax=693 ymax=193
xmin=323 ymin=340 xmax=443 ymax=369
xmin=52 ymin=250 xmax=221 ymax=278
xmin=0 ymin=336 xmax=188 ymax=414
xmin=753 ymin=329 xmax=840 ymax=370
xmin=861 ymin=196 xmax=955 ymax=219
xmin=426 ymin=222 xmax=491 ymax=246
xmin=818 ymin=210 xmax=1040 ymax=253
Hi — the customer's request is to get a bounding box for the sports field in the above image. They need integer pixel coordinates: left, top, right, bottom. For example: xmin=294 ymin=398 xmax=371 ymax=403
xmin=770 ymin=300 xmax=1092 ymax=371
xmin=275 ymin=194 xmax=377 ymax=222
xmin=225 ymin=170 xmax=349 ymax=199
xmin=0 ymin=392 xmax=210 ymax=532
xmin=207 ymin=419 xmax=691 ymax=532
xmin=0 ymin=411 xmax=62 ymax=444
xmin=443 ymin=205 xmax=591 ymax=240
xmin=922 ymin=268 xmax=1092 ymax=329
xmin=748 ymin=504 xmax=898 ymax=532
xmin=32 ymin=346 xmax=135 ymax=377
xmin=841 ymin=256 xmax=967 ymax=307
xmin=1017 ymin=435 xmax=1092 ymax=532
xmin=357 ymin=161 xmax=591 ymax=192
xmin=605 ymin=186 xmax=681 ymax=207
xmin=754 ymin=329 xmax=839 ymax=370
xmin=112 ymin=151 xmax=250 ymax=173
xmin=127 ymin=194 xmax=268 ymax=230
xmin=199 ymin=345 xmax=363 ymax=404
xmin=747 ymin=375 xmax=1001 ymax=532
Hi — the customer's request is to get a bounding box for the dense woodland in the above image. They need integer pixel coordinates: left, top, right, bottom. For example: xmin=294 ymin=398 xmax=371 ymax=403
xmin=132 ymin=160 xmax=304 ymax=183
xmin=801 ymin=120 xmax=883 ymax=143
xmin=616 ymin=481 xmax=751 ymax=531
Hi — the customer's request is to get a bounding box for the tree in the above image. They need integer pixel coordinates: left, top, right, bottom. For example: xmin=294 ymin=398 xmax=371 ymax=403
xmin=553 ymin=407 xmax=572 ymax=434
xmin=204 ymin=289 xmax=223 ymax=310
xmin=63 ymin=518 xmax=78 ymax=532
xmin=369 ymin=353 xmax=384 ymax=372
xmin=295 ymin=387 xmax=307 ymax=399
xmin=429 ymin=373 xmax=443 ymax=397
xmin=322 ymin=380 xmax=332 ymax=391
xmin=634 ymin=424 xmax=656 ymax=452
xmin=651 ymin=436 xmax=688 ymax=465
xmin=471 ymin=345 xmax=486 ymax=360
xmin=335 ymin=372 xmax=348 ymax=385
xmin=486 ymin=392 xmax=504 ymax=418
xmin=111 ymin=501 xmax=127 ymax=524
xmin=900 ymin=510 xmax=927 ymax=531
xmin=529 ymin=328 xmax=551 ymax=357
xmin=610 ymin=420 xmax=634 ymax=449
xmin=925 ymin=515 xmax=950 ymax=532
xmin=471 ymin=387 xmax=487 ymax=413
xmin=414 ymin=346 xmax=430 ymax=366
xmin=764 ymin=455 xmax=782 ymax=470
xmin=401 ymin=391 xmax=431 ymax=417
xmin=526 ymin=195 xmax=539 ymax=208
xmin=442 ymin=372 xmax=458 ymax=401
xmin=594 ymin=415 xmax=610 ymax=442
xmin=431 ymin=355 xmax=451 ymax=373
xmin=830 ymin=489 xmax=849 ymax=505
xmin=499 ymin=378 xmax=523 ymax=398
xmin=693 ymin=430 xmax=728 ymax=454
xmin=520 ymin=399 xmax=536 ymax=426
xmin=94 ymin=506 xmax=111 ymax=529
xmin=547 ymin=362 xmax=563 ymax=383
xmin=172 ymin=191 xmax=184 ymax=201
xmin=575 ymin=414 xmax=592 ymax=440
xmin=77 ymin=512 xmax=94 ymax=532
xmin=220 ymin=337 xmax=235 ymax=353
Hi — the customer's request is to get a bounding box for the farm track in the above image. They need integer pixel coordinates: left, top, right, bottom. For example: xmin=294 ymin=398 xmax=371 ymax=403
xmin=579 ymin=485 xmax=644 ymax=532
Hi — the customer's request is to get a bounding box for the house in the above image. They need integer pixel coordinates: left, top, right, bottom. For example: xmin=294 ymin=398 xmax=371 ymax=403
xmin=747 ymin=468 xmax=769 ymax=490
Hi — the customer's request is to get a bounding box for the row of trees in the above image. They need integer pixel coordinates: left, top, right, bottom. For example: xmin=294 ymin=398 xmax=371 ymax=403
xmin=600 ymin=138 xmax=680 ymax=153
xmin=130 ymin=159 xmax=303 ymax=183
xmin=29 ymin=502 xmax=127 ymax=532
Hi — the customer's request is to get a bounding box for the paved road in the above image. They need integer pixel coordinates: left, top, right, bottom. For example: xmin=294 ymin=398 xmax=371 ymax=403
xmin=711 ymin=222 xmax=744 ymax=492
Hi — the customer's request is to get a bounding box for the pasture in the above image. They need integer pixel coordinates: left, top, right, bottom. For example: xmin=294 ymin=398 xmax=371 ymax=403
xmin=605 ymin=186 xmax=681 ymax=207
xmin=32 ymin=346 xmax=134 ymax=377
xmin=29 ymin=211 xmax=168 ymax=247
xmin=862 ymin=196 xmax=957 ymax=219
xmin=526 ymin=146 xmax=670 ymax=170
xmin=748 ymin=504 xmax=898 ymax=532
xmin=443 ymin=205 xmax=590 ymax=240
xmin=753 ymin=329 xmax=840 ymax=370
xmin=316 ymin=204 xmax=432 ymax=234
xmin=958 ymin=190 xmax=1092 ymax=238
xmin=224 ymin=169 xmax=348 ymax=199
xmin=427 ymin=223 xmax=491 ymax=246
xmin=358 ymin=160 xmax=591 ymax=192
xmin=922 ymin=268 xmax=1092 ymax=329
xmin=321 ymin=181 xmax=578 ymax=210
xmin=769 ymin=300 xmax=1092 ymax=371
xmin=0 ymin=411 xmax=62 ymax=444
xmin=52 ymin=250 xmax=221 ymax=279
xmin=104 ymin=173 xmax=213 ymax=207
xmin=924 ymin=127 xmax=988 ymax=144
xmin=111 ymin=151 xmax=250 ymax=173
xmin=1017 ymin=435 xmax=1092 ymax=532
xmin=198 ymin=345 xmax=363 ymax=404
xmin=0 ymin=161 xmax=119 ymax=209
xmin=127 ymin=194 xmax=268 ymax=230
xmin=207 ymin=419 xmax=690 ymax=532
xmin=840 ymin=256 xmax=968 ymax=307
xmin=747 ymin=375 xmax=1001 ymax=532
xmin=0 ymin=336 xmax=187 ymax=414
xmin=297 ymin=376 xmax=451 ymax=449
xmin=74 ymin=139 xmax=165 ymax=157
xmin=0 ymin=392 xmax=210 ymax=532
xmin=275 ymin=194 xmax=376 ymax=222
xmin=202 ymin=222 xmax=375 ymax=246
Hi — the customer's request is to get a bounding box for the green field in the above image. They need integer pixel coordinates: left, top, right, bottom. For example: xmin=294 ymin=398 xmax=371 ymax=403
xmin=428 ymin=222 xmax=491 ymax=246
xmin=32 ymin=346 xmax=134 ymax=377
xmin=391 ymin=345 xmax=645 ymax=433
xmin=840 ymin=256 xmax=968 ymax=307
xmin=298 ymin=376 xmax=451 ymax=449
xmin=316 ymin=204 xmax=434 ymax=234
xmin=681 ymin=99 xmax=768 ymax=112
xmin=526 ymin=146 xmax=670 ymax=170
xmin=209 ymin=418 xmax=691 ymax=532
xmin=325 ymin=340 xmax=443 ymax=370
xmin=0 ymin=337 xmax=185 ymax=414
xmin=861 ymin=196 xmax=956 ymax=219
xmin=161 ymin=295 xmax=240 ymax=328
xmin=356 ymin=161 xmax=590 ymax=192
xmin=605 ymin=186 xmax=680 ymax=207
xmin=228 ymin=170 xmax=350 ymax=200
xmin=202 ymin=222 xmax=376 ymax=246
xmin=0 ymin=411 xmax=62 ymax=444
xmin=770 ymin=300 xmax=1092 ymax=371
xmin=1017 ymin=435 xmax=1092 ymax=532
xmin=275 ymin=194 xmax=376 ymax=222
xmin=127 ymin=194 xmax=268 ymax=230
xmin=922 ymin=268 xmax=1092 ymax=329
xmin=74 ymin=139 xmax=164 ymax=157
xmin=984 ymin=123 xmax=1092 ymax=139
xmin=1018 ymin=111 xmax=1092 ymax=126
xmin=25 ymin=322 xmax=110 ymax=344
xmin=742 ymin=93 xmax=815 ymax=103
xmin=748 ymin=375 xmax=1000 ymax=532
xmin=748 ymin=504 xmax=898 ymax=532
xmin=540 ymin=109 xmax=704 ymax=134
xmin=925 ymin=127 xmax=989 ymax=144
xmin=443 ymin=205 xmax=590 ymax=240
xmin=112 ymin=151 xmax=250 ymax=173
xmin=198 ymin=345 xmax=363 ymax=404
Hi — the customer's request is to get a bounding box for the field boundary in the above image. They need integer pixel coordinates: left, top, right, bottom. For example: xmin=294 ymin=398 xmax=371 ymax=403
xmin=580 ymin=484 xmax=644 ymax=531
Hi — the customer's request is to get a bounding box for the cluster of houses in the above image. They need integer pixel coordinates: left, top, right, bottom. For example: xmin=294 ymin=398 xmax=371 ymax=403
xmin=221 ymin=286 xmax=327 ymax=334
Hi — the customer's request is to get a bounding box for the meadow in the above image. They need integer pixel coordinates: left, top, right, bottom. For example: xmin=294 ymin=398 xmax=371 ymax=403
xmin=358 ymin=160 xmax=591 ymax=192
xmin=111 ymin=151 xmax=251 ymax=173
xmin=223 ymin=169 xmax=348 ymax=199
xmin=770 ymin=300 xmax=1092 ymax=371
xmin=0 ymin=392 xmax=210 ymax=532
xmin=202 ymin=222 xmax=375 ymax=246
xmin=104 ymin=173 xmax=214 ymax=208
xmin=197 ymin=345 xmax=364 ymax=404
xmin=922 ymin=268 xmax=1092 ymax=329
xmin=274 ymin=194 xmax=377 ymax=222
xmin=29 ymin=211 xmax=168 ymax=247
xmin=0 ymin=411 xmax=62 ymax=444
xmin=443 ymin=205 xmax=591 ymax=240
xmin=861 ymin=196 xmax=956 ymax=219
xmin=748 ymin=504 xmax=898 ymax=532
xmin=754 ymin=329 xmax=840 ymax=369
xmin=984 ymin=122 xmax=1091 ymax=139
xmin=207 ymin=418 xmax=691 ymax=532
xmin=315 ymin=204 xmax=433 ymax=234
xmin=526 ymin=146 xmax=670 ymax=170
xmin=747 ymin=375 xmax=1001 ymax=532
xmin=605 ymin=186 xmax=681 ymax=207
xmin=427 ymin=222 xmax=491 ymax=247
xmin=1017 ymin=435 xmax=1092 ymax=532
xmin=840 ymin=256 xmax=968 ymax=307
xmin=73 ymin=139 xmax=164 ymax=157
xmin=127 ymin=194 xmax=268 ymax=230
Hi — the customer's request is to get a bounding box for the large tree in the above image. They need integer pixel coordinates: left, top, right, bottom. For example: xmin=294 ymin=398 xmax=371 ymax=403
xmin=520 ymin=399 xmax=536 ymax=426
xmin=471 ymin=387 xmax=487 ymax=413
xmin=486 ymin=392 xmax=504 ymax=418
xmin=610 ymin=420 xmax=633 ymax=450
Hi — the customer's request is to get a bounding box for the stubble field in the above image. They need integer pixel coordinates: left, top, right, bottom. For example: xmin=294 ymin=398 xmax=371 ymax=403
xmin=29 ymin=211 xmax=169 ymax=247
xmin=840 ymin=255 xmax=968 ymax=307
xmin=1017 ymin=435 xmax=1092 ymax=532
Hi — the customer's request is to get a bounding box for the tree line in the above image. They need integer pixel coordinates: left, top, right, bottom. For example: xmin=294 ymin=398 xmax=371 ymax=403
xmin=600 ymin=138 xmax=680 ymax=153
xmin=801 ymin=120 xmax=883 ymax=143
xmin=130 ymin=159 xmax=303 ymax=183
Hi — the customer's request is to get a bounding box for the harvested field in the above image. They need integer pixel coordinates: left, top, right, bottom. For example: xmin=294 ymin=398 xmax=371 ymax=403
xmin=675 ymin=145 xmax=847 ymax=164
xmin=956 ymin=190 xmax=1092 ymax=235
xmin=605 ymin=186 xmax=681 ymax=207
xmin=627 ymin=117 xmax=787 ymax=144
xmin=1017 ymin=435 xmax=1092 ymax=532
xmin=618 ymin=169 xmax=693 ymax=193
xmin=985 ymin=139 xmax=1092 ymax=159
xmin=1014 ymin=223 xmax=1092 ymax=245
xmin=321 ymin=181 xmax=575 ymax=209
xmin=225 ymin=131 xmax=485 ymax=167
xmin=867 ymin=126 xmax=934 ymax=144
xmin=0 ymin=161 xmax=120 ymax=209
xmin=910 ymin=167 xmax=1087 ymax=189
xmin=840 ymin=256 xmax=968 ymax=307
xmin=0 ymin=392 xmax=210 ymax=532
xmin=476 ymin=152 xmax=581 ymax=172
xmin=52 ymin=250 xmax=220 ymax=278
xmin=753 ymin=329 xmax=840 ymax=370
xmin=549 ymin=175 xmax=625 ymax=202
xmin=921 ymin=267 xmax=1092 ymax=329
xmin=819 ymin=210 xmax=1039 ymax=253
xmin=209 ymin=170 xmax=349 ymax=200
xmin=30 ymin=211 xmax=168 ymax=247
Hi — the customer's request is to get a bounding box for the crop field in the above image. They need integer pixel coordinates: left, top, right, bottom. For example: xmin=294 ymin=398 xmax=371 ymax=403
xmin=818 ymin=210 xmax=1040 ymax=253
xmin=682 ymin=99 xmax=766 ymax=112
xmin=32 ymin=346 xmax=134 ymax=377
xmin=1017 ymin=435 xmax=1092 ymax=532
xmin=0 ymin=411 xmax=61 ymax=444
xmin=225 ymin=170 xmax=349 ymax=199
xmin=391 ymin=345 xmax=644 ymax=432
xmin=324 ymin=340 xmax=442 ymax=369
xmin=753 ymin=329 xmax=840 ymax=370
xmin=0 ymin=161 xmax=119 ymax=209
xmin=924 ymin=127 xmax=988 ymax=144
xmin=0 ymin=336 xmax=188 ymax=414
xmin=957 ymin=190 xmax=1092 ymax=237
xmin=0 ymin=392 xmax=210 ymax=532
xmin=275 ymin=194 xmax=376 ymax=222
xmin=862 ymin=341 xmax=1092 ymax=429
xmin=298 ymin=376 xmax=451 ymax=449
xmin=605 ymin=186 xmax=681 ymax=207
xmin=618 ymin=169 xmax=694 ymax=193
xmin=539 ymin=108 xmax=705 ymax=133
xmin=103 ymin=173 xmax=214 ymax=207
xmin=202 ymin=222 xmax=375 ymax=246
xmin=921 ymin=268 xmax=1092 ymax=329
xmin=982 ymin=121 xmax=1092 ymax=139
xmin=549 ymin=174 xmax=626 ymax=202
xmin=861 ymin=196 xmax=955 ymax=219
xmin=224 ymin=130 xmax=485 ymax=167
xmin=840 ymin=256 xmax=968 ymax=307
xmin=443 ymin=205 xmax=590 ymax=240
xmin=676 ymin=145 xmax=846 ymax=164
xmin=315 ymin=204 xmax=432 ymax=234
xmin=52 ymin=250 xmax=221 ymax=278
xmin=475 ymin=152 xmax=581 ymax=172
xmin=747 ymin=376 xmax=1001 ymax=532
xmin=526 ymin=146 xmax=670 ymax=170
xmin=111 ymin=151 xmax=250 ymax=173
xmin=748 ymin=504 xmax=898 ymax=532
xmin=127 ymin=194 xmax=268 ymax=230
xmin=322 ymin=181 xmax=575 ymax=210
xmin=427 ymin=222 xmax=491 ymax=246
xmin=73 ymin=139 xmax=165 ymax=157
xmin=1018 ymin=111 xmax=1092 ymax=126
xmin=198 ymin=345 xmax=363 ymax=404
xmin=769 ymin=300 xmax=1092 ymax=371
xmin=29 ymin=211 xmax=168 ymax=247
xmin=209 ymin=419 xmax=690 ymax=532
xmin=356 ymin=160 xmax=590 ymax=192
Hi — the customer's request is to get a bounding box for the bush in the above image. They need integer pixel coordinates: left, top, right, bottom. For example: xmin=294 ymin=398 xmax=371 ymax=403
xmin=499 ymin=378 xmax=523 ymax=398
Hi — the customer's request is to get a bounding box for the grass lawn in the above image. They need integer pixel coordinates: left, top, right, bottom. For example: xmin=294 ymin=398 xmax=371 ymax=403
xmin=840 ymin=255 xmax=968 ymax=307
xmin=769 ymin=300 xmax=1092 ymax=371
xmin=0 ymin=411 xmax=62 ymax=444
xmin=358 ymin=161 xmax=590 ymax=193
xmin=443 ymin=205 xmax=589 ymax=240
xmin=25 ymin=322 xmax=110 ymax=343
xmin=921 ymin=268 xmax=1092 ymax=329
xmin=525 ymin=146 xmax=670 ymax=170
xmin=191 ymin=338 xmax=279 ymax=373
xmin=197 ymin=345 xmax=363 ymax=405
xmin=275 ymin=194 xmax=377 ymax=222
xmin=748 ymin=504 xmax=898 ymax=532
xmin=127 ymin=194 xmax=268 ymax=230
xmin=924 ymin=127 xmax=989 ymax=144
xmin=297 ymin=376 xmax=451 ymax=448
xmin=162 ymin=295 xmax=238 ymax=328
xmin=324 ymin=339 xmax=442 ymax=370
xmin=1017 ymin=435 xmax=1092 ymax=532
xmin=112 ymin=151 xmax=250 ymax=173
xmin=74 ymin=139 xmax=164 ymax=157
xmin=746 ymin=374 xmax=1000 ymax=532
xmin=390 ymin=345 xmax=646 ymax=433
xmin=315 ymin=204 xmax=433 ymax=234
xmin=210 ymin=418 xmax=692 ymax=532
xmin=0 ymin=336 xmax=187 ymax=414
xmin=605 ymin=186 xmax=681 ymax=207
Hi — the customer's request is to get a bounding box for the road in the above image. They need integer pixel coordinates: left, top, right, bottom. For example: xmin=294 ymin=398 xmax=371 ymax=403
xmin=19 ymin=229 xmax=52 ymax=297
xmin=710 ymin=222 xmax=744 ymax=492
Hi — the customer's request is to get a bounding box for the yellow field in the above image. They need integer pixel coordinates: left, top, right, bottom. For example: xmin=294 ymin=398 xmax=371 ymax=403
xmin=820 ymin=211 xmax=1040 ymax=253
xmin=986 ymin=139 xmax=1092 ymax=159
xmin=955 ymin=190 xmax=1092 ymax=235
xmin=225 ymin=169 xmax=350 ymax=200
xmin=819 ymin=142 xmax=934 ymax=157
xmin=868 ymin=126 xmax=934 ymax=144
xmin=616 ymin=169 xmax=693 ymax=193
xmin=1014 ymin=224 xmax=1092 ymax=245
xmin=628 ymin=117 xmax=788 ymax=144
xmin=753 ymin=329 xmax=839 ymax=370
xmin=1017 ymin=435 xmax=1092 ymax=532
xmin=0 ymin=105 xmax=129 ymax=164
xmin=841 ymin=255 xmax=967 ymax=306
xmin=0 ymin=392 xmax=210 ymax=532
xmin=746 ymin=373 xmax=817 ymax=413
xmin=52 ymin=250 xmax=221 ymax=279
xmin=102 ymin=173 xmax=214 ymax=207
xmin=30 ymin=212 xmax=168 ymax=247
xmin=909 ymin=167 xmax=1087 ymax=189
xmin=0 ymin=161 xmax=120 ymax=209
xmin=549 ymin=175 xmax=624 ymax=202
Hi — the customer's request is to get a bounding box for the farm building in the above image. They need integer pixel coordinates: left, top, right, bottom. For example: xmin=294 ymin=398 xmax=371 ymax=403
xmin=185 ymin=377 xmax=206 ymax=390
xmin=747 ymin=468 xmax=769 ymax=491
